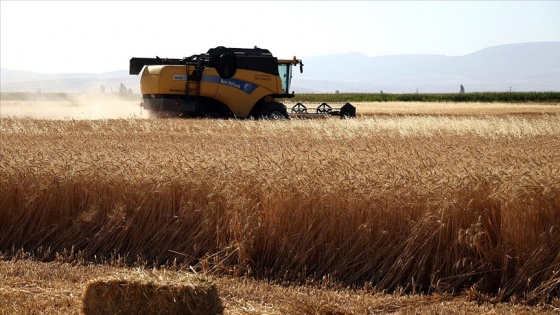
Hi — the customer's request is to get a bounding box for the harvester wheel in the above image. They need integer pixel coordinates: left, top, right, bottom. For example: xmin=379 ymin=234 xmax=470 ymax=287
xmin=317 ymin=103 xmax=332 ymax=114
xmin=292 ymin=103 xmax=308 ymax=113
xmin=340 ymin=102 xmax=356 ymax=118
xmin=261 ymin=102 xmax=289 ymax=120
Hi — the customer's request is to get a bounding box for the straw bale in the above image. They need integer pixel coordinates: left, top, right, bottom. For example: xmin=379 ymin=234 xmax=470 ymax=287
xmin=82 ymin=272 xmax=222 ymax=315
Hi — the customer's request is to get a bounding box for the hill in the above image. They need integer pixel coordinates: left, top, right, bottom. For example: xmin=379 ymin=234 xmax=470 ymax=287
xmin=1 ymin=42 xmax=558 ymax=93
xmin=293 ymin=42 xmax=560 ymax=93
xmin=0 ymin=69 xmax=139 ymax=94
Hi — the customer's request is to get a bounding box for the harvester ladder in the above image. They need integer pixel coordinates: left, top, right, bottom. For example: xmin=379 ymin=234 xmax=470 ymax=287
xmin=184 ymin=63 xmax=202 ymax=113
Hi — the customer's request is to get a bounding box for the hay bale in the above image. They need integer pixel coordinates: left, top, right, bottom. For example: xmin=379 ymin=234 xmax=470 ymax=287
xmin=82 ymin=272 xmax=222 ymax=315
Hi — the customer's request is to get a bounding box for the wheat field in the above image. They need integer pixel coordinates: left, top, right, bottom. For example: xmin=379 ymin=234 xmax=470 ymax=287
xmin=1 ymin=108 xmax=559 ymax=310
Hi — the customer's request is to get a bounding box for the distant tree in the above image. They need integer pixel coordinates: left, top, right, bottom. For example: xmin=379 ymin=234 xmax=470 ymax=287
xmin=119 ymin=83 xmax=127 ymax=95
xmin=460 ymin=84 xmax=465 ymax=93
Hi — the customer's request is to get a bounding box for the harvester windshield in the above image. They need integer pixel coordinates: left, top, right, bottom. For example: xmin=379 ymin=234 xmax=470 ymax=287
xmin=278 ymin=63 xmax=293 ymax=94
xmin=277 ymin=58 xmax=303 ymax=95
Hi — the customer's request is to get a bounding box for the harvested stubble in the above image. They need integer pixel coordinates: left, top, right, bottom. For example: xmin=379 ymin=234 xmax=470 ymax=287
xmin=4 ymin=260 xmax=558 ymax=315
xmin=82 ymin=272 xmax=222 ymax=315
xmin=1 ymin=115 xmax=559 ymax=303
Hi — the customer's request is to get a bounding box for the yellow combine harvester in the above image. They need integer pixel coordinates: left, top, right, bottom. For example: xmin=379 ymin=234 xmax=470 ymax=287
xmin=130 ymin=46 xmax=356 ymax=119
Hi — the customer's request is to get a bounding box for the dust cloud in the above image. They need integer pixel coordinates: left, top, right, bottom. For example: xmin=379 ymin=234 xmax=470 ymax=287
xmin=0 ymin=94 xmax=147 ymax=120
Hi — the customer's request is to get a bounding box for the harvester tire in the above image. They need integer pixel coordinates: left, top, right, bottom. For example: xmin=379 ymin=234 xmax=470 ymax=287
xmin=340 ymin=102 xmax=356 ymax=118
xmin=261 ymin=102 xmax=289 ymax=120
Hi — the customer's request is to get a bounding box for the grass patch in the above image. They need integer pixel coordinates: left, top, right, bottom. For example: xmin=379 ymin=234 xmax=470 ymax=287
xmin=285 ymin=92 xmax=560 ymax=103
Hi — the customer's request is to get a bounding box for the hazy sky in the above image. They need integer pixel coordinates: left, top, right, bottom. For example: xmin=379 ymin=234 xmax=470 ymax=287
xmin=1 ymin=1 xmax=559 ymax=73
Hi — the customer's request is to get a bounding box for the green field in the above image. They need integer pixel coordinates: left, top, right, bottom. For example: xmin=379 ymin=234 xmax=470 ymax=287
xmin=287 ymin=91 xmax=560 ymax=103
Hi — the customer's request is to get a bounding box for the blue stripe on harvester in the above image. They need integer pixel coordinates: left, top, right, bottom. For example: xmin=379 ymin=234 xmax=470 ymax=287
xmin=201 ymin=76 xmax=258 ymax=94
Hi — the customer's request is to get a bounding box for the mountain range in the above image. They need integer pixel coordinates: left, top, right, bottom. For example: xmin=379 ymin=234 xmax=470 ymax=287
xmin=0 ymin=69 xmax=139 ymax=94
xmin=1 ymin=42 xmax=559 ymax=94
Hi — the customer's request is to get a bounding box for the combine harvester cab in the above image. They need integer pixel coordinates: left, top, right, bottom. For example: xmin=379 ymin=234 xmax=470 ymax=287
xmin=130 ymin=46 xmax=356 ymax=119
